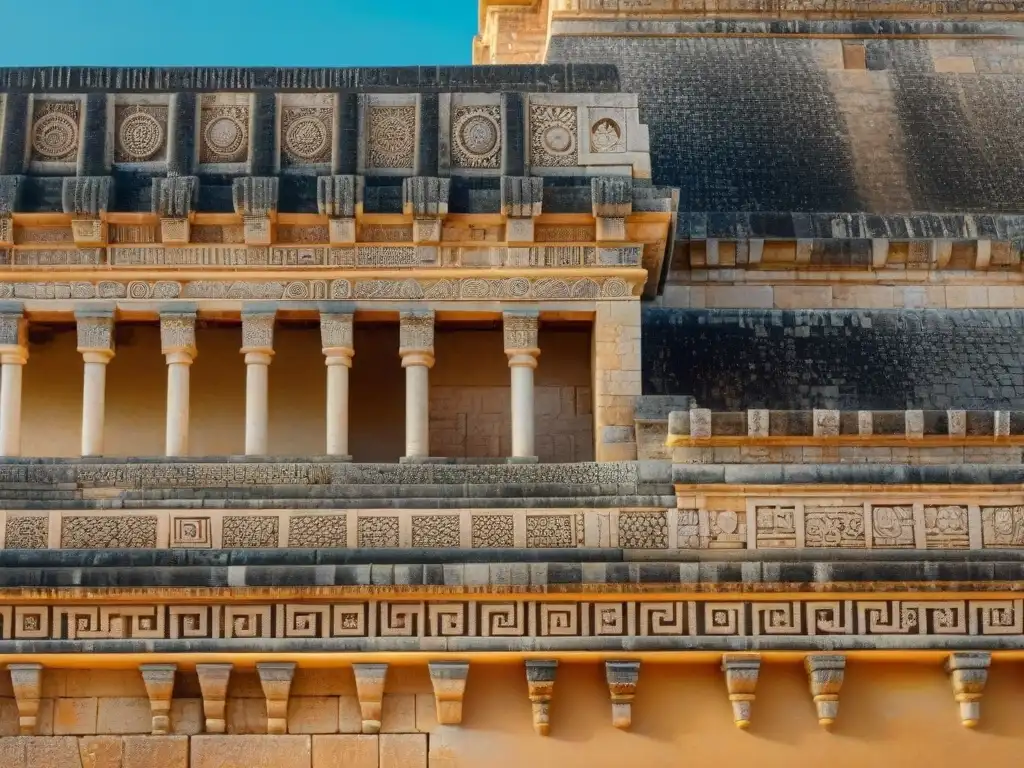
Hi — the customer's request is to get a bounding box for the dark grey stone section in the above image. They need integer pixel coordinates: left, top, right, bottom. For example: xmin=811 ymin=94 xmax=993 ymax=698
xmin=591 ymin=176 xmax=633 ymax=217
xmin=232 ymin=176 xmax=279 ymax=215
xmin=547 ymin=32 xmax=1024 ymax=214
xmin=0 ymin=93 xmax=27 ymax=175
xmin=151 ymin=176 xmax=198 ymax=217
xmin=249 ymin=92 xmax=277 ymax=177
xmin=0 ymin=175 xmax=25 ymax=214
xmin=552 ymin=18 xmax=1023 ymax=36
xmin=166 ymin=93 xmax=197 ymax=176
xmin=402 ymin=176 xmax=449 ymax=216
xmin=61 ymin=176 xmax=112 ymax=216
xmin=501 ymin=176 xmax=543 ymax=217
xmin=334 ymin=93 xmax=359 ymax=175
xmin=416 ymin=93 xmax=439 ymax=177
xmin=0 ymin=65 xmax=620 ymax=94
xmin=501 ymin=92 xmax=526 ymax=176
xmin=643 ymin=308 xmax=1024 ymax=409
xmin=672 ymin=463 xmax=1024 ymax=484
xmin=317 ymin=175 xmax=360 ymax=217
xmin=77 ymin=93 xmax=107 ymax=176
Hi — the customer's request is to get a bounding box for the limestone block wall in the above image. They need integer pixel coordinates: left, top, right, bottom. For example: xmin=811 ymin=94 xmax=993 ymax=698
xmin=592 ymin=299 xmax=641 ymax=461
xmin=15 ymin=324 xmax=591 ymax=462
xmin=4 ymin=661 xmax=1024 ymax=766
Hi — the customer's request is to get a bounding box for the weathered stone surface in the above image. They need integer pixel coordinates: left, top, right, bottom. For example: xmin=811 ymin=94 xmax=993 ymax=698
xmin=54 ymin=697 xmax=98 ymax=735
xmin=288 ymin=696 xmax=339 ymax=734
xmin=28 ymin=736 xmax=83 ymax=768
xmin=312 ymin=735 xmax=378 ymax=768
xmin=379 ymin=734 xmax=426 ymax=768
xmin=96 ymin=697 xmax=152 ymax=734
xmin=380 ymin=694 xmax=416 ymax=733
xmin=78 ymin=735 xmax=122 ymax=768
xmin=122 ymin=735 xmax=188 ymax=768
xmin=191 ymin=735 xmax=312 ymax=768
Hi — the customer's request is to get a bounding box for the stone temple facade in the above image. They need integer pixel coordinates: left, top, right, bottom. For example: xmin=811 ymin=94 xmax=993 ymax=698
xmin=0 ymin=0 xmax=1021 ymax=765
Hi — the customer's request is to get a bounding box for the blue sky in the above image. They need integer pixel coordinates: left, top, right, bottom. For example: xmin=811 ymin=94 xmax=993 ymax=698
xmin=1 ymin=0 xmax=479 ymax=66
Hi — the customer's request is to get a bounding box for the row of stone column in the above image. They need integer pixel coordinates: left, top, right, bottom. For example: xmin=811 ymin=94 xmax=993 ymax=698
xmin=0 ymin=305 xmax=542 ymax=461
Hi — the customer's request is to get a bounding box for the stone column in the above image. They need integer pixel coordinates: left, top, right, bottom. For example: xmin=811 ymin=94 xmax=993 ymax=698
xmin=320 ymin=306 xmax=355 ymax=459
xmin=241 ymin=308 xmax=276 ymax=456
xmin=399 ymin=310 xmax=435 ymax=461
xmin=160 ymin=309 xmax=197 ymax=457
xmin=0 ymin=305 xmax=27 ymax=458
xmin=75 ymin=307 xmax=115 ymax=456
xmin=503 ymin=311 xmax=540 ymax=461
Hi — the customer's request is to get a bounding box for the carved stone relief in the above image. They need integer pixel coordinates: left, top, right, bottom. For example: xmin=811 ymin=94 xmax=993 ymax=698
xmin=618 ymin=511 xmax=668 ymax=549
xmin=221 ymin=516 xmax=278 ymax=548
xmin=5 ymin=515 xmax=47 ymax=549
xmin=357 ymin=516 xmax=400 ymax=548
xmin=199 ymin=94 xmax=250 ymax=165
xmin=30 ymin=99 xmax=81 ymax=164
xmin=526 ymin=514 xmax=574 ymax=548
xmin=451 ymin=105 xmax=501 ymax=169
xmin=281 ymin=94 xmax=333 ymax=168
xmin=755 ymin=506 xmax=796 ymax=548
xmin=589 ymin=107 xmax=626 ymax=154
xmin=171 ymin=517 xmax=211 ymax=548
xmin=288 ymin=515 xmax=347 ymax=548
xmin=472 ymin=514 xmax=514 ymax=548
xmin=60 ymin=516 xmax=158 ymax=549
xmin=411 ymin=515 xmax=461 ymax=548
xmin=367 ymin=105 xmax=416 ymax=169
xmin=925 ymin=506 xmax=969 ymax=549
xmin=530 ymin=105 xmax=578 ymax=167
xmin=871 ymin=506 xmax=914 ymax=548
xmin=805 ymin=507 xmax=866 ymax=548
xmin=981 ymin=506 xmax=1024 ymax=547
xmin=114 ymin=103 xmax=169 ymax=164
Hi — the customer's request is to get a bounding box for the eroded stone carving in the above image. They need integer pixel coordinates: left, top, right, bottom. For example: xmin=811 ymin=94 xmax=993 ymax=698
xmin=288 ymin=515 xmax=347 ymax=548
xmin=925 ymin=506 xmax=969 ymax=549
xmin=525 ymin=660 xmax=557 ymax=736
xmin=357 ymin=516 xmax=399 ymax=548
xmin=353 ymin=663 xmax=388 ymax=733
xmin=503 ymin=311 xmax=539 ymax=352
xmin=946 ymin=652 xmax=990 ymax=727
xmin=871 ymin=506 xmax=914 ymax=548
xmin=5 ymin=515 xmax=47 ymax=549
xmin=756 ymin=506 xmax=796 ymax=548
xmin=282 ymin=98 xmax=333 ymax=167
xmin=60 ymin=516 xmax=158 ymax=549
xmin=805 ymin=655 xmax=845 ymax=728
xmin=721 ymin=653 xmax=760 ymax=729
xmin=399 ymin=310 xmax=435 ymax=354
xmin=605 ymin=661 xmax=639 ymax=729
xmin=428 ymin=662 xmax=470 ymax=725
xmin=367 ymin=106 xmax=416 ymax=169
xmin=526 ymin=515 xmax=573 ymax=548
xmin=981 ymin=506 xmax=1024 ymax=547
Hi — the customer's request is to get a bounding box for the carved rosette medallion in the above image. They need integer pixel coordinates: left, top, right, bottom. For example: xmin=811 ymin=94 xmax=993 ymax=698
xmin=115 ymin=104 xmax=168 ymax=163
xmin=367 ymin=106 xmax=416 ymax=169
xmin=452 ymin=106 xmax=501 ymax=169
xmin=200 ymin=98 xmax=250 ymax=164
xmin=282 ymin=106 xmax=333 ymax=166
xmin=30 ymin=101 xmax=81 ymax=162
xmin=530 ymin=105 xmax=578 ymax=167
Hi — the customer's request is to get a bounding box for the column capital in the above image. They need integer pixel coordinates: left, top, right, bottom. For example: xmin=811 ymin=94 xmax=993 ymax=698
xmin=159 ymin=310 xmax=197 ymax=358
xmin=320 ymin=310 xmax=354 ymax=358
xmin=399 ymin=310 xmax=435 ymax=359
xmin=503 ymin=310 xmax=540 ymax=359
xmin=75 ymin=307 xmax=115 ymax=357
xmin=241 ymin=308 xmax=276 ymax=356
xmin=0 ymin=304 xmax=27 ymax=364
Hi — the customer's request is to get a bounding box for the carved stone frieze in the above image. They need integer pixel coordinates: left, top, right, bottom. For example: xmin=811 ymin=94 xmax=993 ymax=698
xmin=617 ymin=510 xmax=668 ymax=549
xmin=30 ymin=99 xmax=81 ymax=164
xmin=367 ymin=105 xmax=416 ymax=169
xmin=115 ymin=102 xmax=169 ymax=164
xmin=411 ymin=514 xmax=461 ymax=548
xmin=804 ymin=506 xmax=865 ymax=548
xmin=530 ymin=104 xmax=578 ymax=167
xmin=200 ymin=94 xmax=250 ymax=165
xmin=452 ymin=105 xmax=502 ymax=169
xmin=60 ymin=515 xmax=158 ymax=549
xmin=222 ymin=515 xmax=278 ymax=547
xmin=4 ymin=515 xmax=47 ymax=549
xmin=503 ymin=311 xmax=539 ymax=352
xmin=281 ymin=94 xmax=333 ymax=168
xmin=472 ymin=514 xmax=514 ymax=548
xmin=287 ymin=515 xmax=347 ymax=548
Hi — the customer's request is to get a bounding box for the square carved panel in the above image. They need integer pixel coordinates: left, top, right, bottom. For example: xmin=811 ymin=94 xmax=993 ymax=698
xmin=366 ymin=105 xmax=416 ymax=169
xmin=199 ymin=94 xmax=250 ymax=165
xmin=30 ymin=99 xmax=81 ymax=164
xmin=280 ymin=94 xmax=333 ymax=168
xmin=114 ymin=102 xmax=169 ymax=164
xmin=451 ymin=105 xmax=501 ymax=169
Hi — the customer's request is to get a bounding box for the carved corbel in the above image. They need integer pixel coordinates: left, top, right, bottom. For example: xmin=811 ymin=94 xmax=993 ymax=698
xmin=62 ymin=176 xmax=113 ymax=246
xmin=403 ymin=176 xmax=450 ymax=244
xmin=592 ymin=176 xmax=632 ymax=242
xmin=0 ymin=175 xmax=25 ymax=246
xmin=946 ymin=652 xmax=990 ymax=727
xmin=195 ymin=663 xmax=232 ymax=734
xmin=525 ymin=660 xmax=557 ymax=736
xmin=8 ymin=663 xmax=42 ymax=735
xmin=232 ymin=176 xmax=279 ymax=245
xmin=428 ymin=662 xmax=470 ymax=725
xmin=605 ymin=661 xmax=640 ymax=730
xmin=140 ymin=663 xmax=177 ymax=735
xmin=501 ymin=176 xmax=543 ymax=242
xmin=152 ymin=174 xmax=199 ymax=244
xmin=805 ymin=655 xmax=845 ymax=728
xmin=353 ymin=663 xmax=388 ymax=733
xmin=722 ymin=654 xmax=760 ymax=729
xmin=257 ymin=661 xmax=295 ymax=735
xmin=318 ymin=174 xmax=362 ymax=245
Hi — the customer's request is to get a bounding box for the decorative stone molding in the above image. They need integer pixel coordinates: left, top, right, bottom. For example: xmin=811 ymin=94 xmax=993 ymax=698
xmin=159 ymin=309 xmax=197 ymax=358
xmin=195 ymin=663 xmax=232 ymax=734
xmin=503 ymin=310 xmax=539 ymax=355
xmin=320 ymin=308 xmax=354 ymax=353
xmin=140 ymin=663 xmax=177 ymax=735
xmin=592 ymin=176 xmax=632 ymax=241
xmin=257 ymin=661 xmax=295 ymax=735
xmin=0 ymin=176 xmax=24 ymax=247
xmin=805 ymin=655 xmax=845 ymax=728
xmin=501 ymin=176 xmax=544 ymax=218
xmin=7 ymin=662 xmax=41 ymax=735
xmin=353 ymin=662 xmax=388 ymax=733
xmin=525 ymin=660 xmax=557 ymax=736
xmin=605 ymin=660 xmax=639 ymax=730
xmin=428 ymin=661 xmax=470 ymax=725
xmin=946 ymin=651 xmax=990 ymax=727
xmin=62 ymin=176 xmax=113 ymax=217
xmin=813 ymin=409 xmax=839 ymax=437
xmin=402 ymin=176 xmax=450 ymax=217
xmin=0 ymin=303 xmax=27 ymax=361
xmin=722 ymin=653 xmax=760 ymax=728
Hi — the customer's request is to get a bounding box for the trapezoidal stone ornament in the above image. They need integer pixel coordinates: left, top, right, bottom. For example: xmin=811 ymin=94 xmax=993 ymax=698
xmin=525 ymin=660 xmax=557 ymax=736
xmin=946 ymin=652 xmax=990 ymax=727
xmin=722 ymin=653 xmax=760 ymax=729
xmin=805 ymin=655 xmax=845 ymax=728
xmin=428 ymin=662 xmax=470 ymax=725
xmin=605 ymin=660 xmax=640 ymax=730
